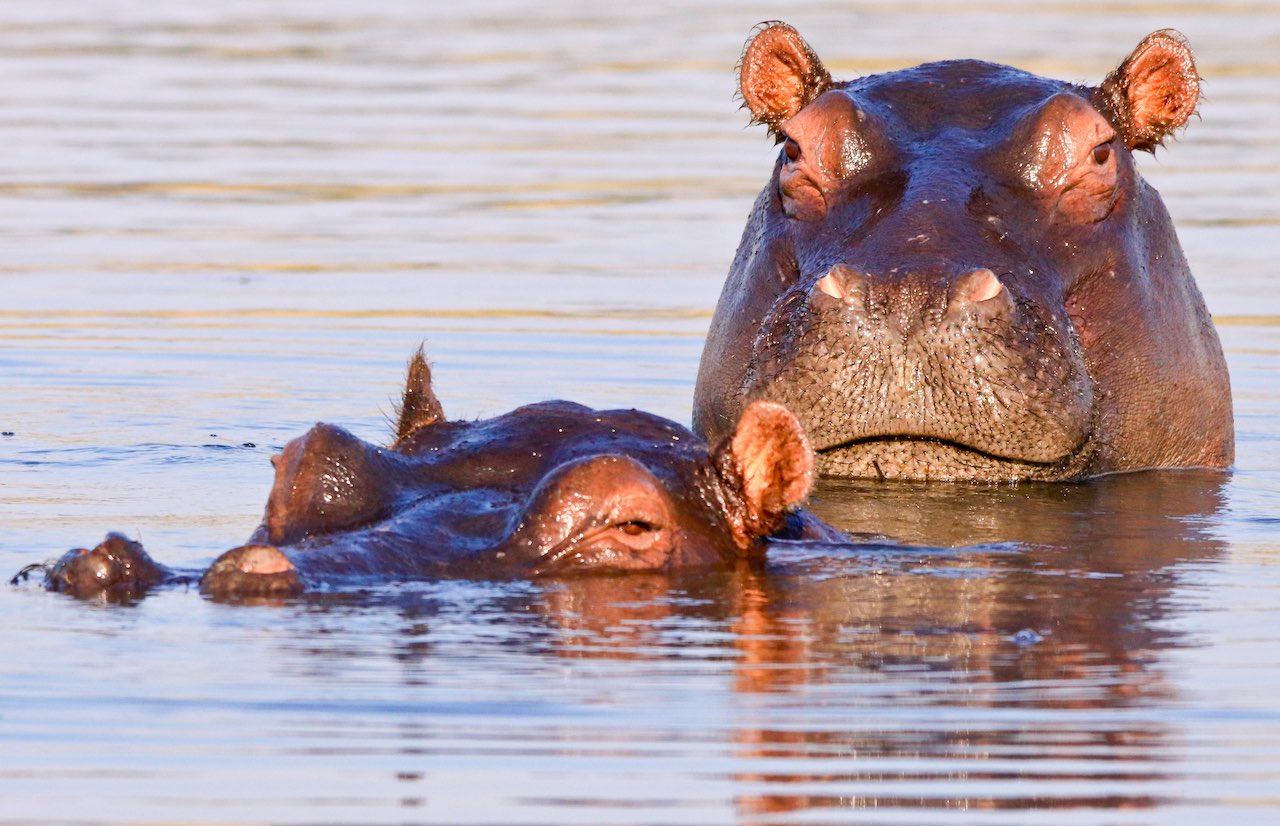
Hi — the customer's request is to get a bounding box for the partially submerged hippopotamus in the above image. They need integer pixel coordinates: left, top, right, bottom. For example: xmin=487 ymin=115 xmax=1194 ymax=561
xmin=32 ymin=349 xmax=821 ymax=600
xmin=694 ymin=25 xmax=1233 ymax=482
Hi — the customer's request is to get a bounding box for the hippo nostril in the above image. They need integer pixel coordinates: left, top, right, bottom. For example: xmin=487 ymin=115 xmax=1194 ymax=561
xmin=815 ymin=271 xmax=847 ymax=300
xmin=231 ymin=545 xmax=296 ymax=575
xmin=957 ymin=268 xmax=1004 ymax=303
xmin=200 ymin=544 xmax=303 ymax=599
xmin=811 ymin=265 xmax=867 ymax=311
xmin=948 ymin=268 xmax=1013 ymax=319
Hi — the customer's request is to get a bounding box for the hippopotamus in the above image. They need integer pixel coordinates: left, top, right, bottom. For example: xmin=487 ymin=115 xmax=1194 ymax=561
xmin=30 ymin=349 xmax=822 ymax=600
xmin=693 ymin=24 xmax=1233 ymax=482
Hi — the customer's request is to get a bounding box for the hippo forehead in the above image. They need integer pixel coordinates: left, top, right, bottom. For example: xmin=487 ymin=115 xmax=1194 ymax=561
xmin=399 ymin=400 xmax=711 ymax=488
xmin=842 ymin=61 xmax=1078 ymax=139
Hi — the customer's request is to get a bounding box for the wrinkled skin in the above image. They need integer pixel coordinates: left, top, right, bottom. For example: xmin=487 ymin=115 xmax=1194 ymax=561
xmin=32 ymin=349 xmax=828 ymax=601
xmin=693 ymin=24 xmax=1233 ymax=482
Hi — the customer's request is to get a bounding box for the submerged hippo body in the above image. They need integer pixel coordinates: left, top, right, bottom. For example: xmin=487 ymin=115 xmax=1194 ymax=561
xmin=694 ymin=25 xmax=1233 ymax=482
xmin=37 ymin=349 xmax=822 ymax=600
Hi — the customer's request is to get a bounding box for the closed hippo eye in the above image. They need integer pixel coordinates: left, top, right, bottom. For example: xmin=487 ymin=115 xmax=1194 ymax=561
xmin=597 ymin=507 xmax=667 ymax=550
xmin=616 ymin=519 xmax=656 ymax=537
xmin=560 ymin=493 xmax=673 ymax=566
xmin=509 ymin=455 xmax=691 ymax=573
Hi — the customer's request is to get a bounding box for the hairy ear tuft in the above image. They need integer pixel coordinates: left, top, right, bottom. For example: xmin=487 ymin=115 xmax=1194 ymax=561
xmin=1097 ymin=29 xmax=1200 ymax=152
xmin=716 ymin=400 xmax=814 ymax=546
xmin=738 ymin=22 xmax=831 ymax=137
xmin=393 ymin=344 xmax=445 ymax=446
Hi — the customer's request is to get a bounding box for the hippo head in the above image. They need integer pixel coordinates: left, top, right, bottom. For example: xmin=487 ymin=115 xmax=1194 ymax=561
xmin=195 ymin=349 xmax=817 ymax=596
xmin=694 ymin=25 xmax=1233 ymax=482
xmin=37 ymin=533 xmax=172 ymax=602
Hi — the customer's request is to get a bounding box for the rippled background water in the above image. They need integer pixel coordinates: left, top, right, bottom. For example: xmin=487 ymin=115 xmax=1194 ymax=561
xmin=2 ymin=2 xmax=1278 ymax=824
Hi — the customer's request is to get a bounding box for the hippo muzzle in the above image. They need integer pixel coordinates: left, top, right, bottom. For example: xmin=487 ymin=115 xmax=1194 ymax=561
xmin=744 ymin=244 xmax=1097 ymax=481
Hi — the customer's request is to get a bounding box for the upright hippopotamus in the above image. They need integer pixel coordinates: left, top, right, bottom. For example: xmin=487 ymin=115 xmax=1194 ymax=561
xmin=694 ymin=24 xmax=1233 ymax=482
xmin=33 ymin=349 xmax=822 ymax=600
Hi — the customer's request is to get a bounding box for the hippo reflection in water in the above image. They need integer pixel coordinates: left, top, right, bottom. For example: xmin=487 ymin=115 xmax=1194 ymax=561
xmin=694 ymin=25 xmax=1234 ymax=481
xmin=32 ymin=349 xmax=828 ymax=600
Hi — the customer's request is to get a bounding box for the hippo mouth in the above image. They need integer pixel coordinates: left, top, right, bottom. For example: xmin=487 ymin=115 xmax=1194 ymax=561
xmin=813 ymin=432 xmax=1093 ymax=482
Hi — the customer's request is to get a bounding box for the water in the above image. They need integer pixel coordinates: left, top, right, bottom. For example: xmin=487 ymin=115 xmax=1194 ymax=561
xmin=2 ymin=2 xmax=1279 ymax=823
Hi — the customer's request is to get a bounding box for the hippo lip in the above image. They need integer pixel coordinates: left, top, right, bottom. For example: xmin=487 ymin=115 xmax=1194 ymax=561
xmin=815 ymin=432 xmax=1090 ymax=471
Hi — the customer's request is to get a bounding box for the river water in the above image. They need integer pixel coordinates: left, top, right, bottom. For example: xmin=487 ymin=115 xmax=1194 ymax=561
xmin=2 ymin=2 xmax=1278 ymax=824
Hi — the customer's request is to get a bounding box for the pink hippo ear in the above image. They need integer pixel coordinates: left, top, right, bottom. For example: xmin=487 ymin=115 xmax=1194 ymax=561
xmin=1097 ymin=29 xmax=1200 ymax=152
xmin=715 ymin=400 xmax=816 ymax=548
xmin=393 ymin=344 xmax=446 ymax=447
xmin=739 ymin=22 xmax=832 ymax=137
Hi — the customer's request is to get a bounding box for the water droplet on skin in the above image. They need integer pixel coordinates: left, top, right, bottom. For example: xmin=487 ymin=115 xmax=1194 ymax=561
xmin=1011 ymin=628 xmax=1044 ymax=646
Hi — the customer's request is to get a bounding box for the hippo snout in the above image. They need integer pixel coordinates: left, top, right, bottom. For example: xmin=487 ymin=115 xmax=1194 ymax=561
xmin=42 ymin=533 xmax=171 ymax=600
xmin=745 ymin=260 xmax=1094 ymax=479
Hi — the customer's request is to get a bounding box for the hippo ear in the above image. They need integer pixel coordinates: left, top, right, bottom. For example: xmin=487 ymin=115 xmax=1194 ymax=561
xmin=715 ymin=400 xmax=815 ymax=546
xmin=739 ymin=22 xmax=832 ymax=137
xmin=393 ymin=345 xmax=445 ymax=446
xmin=1098 ymin=29 xmax=1200 ymax=152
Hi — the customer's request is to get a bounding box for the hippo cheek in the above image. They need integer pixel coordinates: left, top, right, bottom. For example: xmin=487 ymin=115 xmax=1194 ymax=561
xmin=504 ymin=455 xmax=733 ymax=575
xmin=742 ymin=267 xmax=1096 ymax=482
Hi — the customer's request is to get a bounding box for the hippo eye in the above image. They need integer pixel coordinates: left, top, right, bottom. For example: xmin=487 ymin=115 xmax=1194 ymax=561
xmin=615 ymin=519 xmax=656 ymax=536
xmin=1091 ymin=141 xmax=1112 ymax=165
xmin=782 ymin=137 xmax=800 ymax=163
